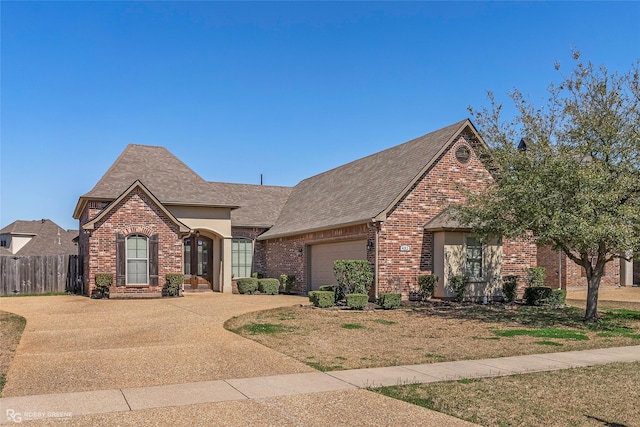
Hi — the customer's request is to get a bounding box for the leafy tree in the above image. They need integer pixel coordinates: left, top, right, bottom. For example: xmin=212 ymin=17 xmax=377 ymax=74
xmin=455 ymin=52 xmax=639 ymax=322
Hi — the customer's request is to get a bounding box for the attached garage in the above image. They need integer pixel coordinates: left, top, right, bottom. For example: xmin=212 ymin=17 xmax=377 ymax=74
xmin=309 ymin=240 xmax=368 ymax=290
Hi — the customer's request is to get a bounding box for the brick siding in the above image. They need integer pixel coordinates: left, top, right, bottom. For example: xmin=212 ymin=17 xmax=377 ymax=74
xmin=263 ymin=224 xmax=374 ymax=293
xmin=262 ymin=134 xmax=537 ymax=298
xmin=79 ymin=188 xmax=182 ymax=297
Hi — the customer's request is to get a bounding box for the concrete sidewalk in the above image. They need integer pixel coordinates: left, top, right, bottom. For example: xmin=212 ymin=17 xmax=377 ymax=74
xmin=2 ymin=345 xmax=638 ymax=425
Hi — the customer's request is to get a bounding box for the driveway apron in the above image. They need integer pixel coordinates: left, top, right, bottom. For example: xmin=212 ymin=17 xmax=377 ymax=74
xmin=0 ymin=294 xmax=315 ymax=397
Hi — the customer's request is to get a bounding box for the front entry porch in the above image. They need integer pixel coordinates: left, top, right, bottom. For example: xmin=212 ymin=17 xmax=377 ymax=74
xmin=183 ymin=234 xmax=214 ymax=291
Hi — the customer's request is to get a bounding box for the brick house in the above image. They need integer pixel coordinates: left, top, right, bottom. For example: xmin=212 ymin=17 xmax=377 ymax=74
xmin=77 ymin=119 xmax=630 ymax=299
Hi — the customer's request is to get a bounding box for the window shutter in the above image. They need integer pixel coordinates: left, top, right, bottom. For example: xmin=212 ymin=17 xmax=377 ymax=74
xmin=116 ymin=233 xmax=126 ymax=286
xmin=149 ymin=234 xmax=159 ymax=286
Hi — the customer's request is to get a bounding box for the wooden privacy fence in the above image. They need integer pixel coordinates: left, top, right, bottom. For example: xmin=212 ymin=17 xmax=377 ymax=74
xmin=0 ymin=255 xmax=79 ymax=296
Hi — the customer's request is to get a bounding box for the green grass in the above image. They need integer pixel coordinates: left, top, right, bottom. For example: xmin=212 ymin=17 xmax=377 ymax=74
xmin=235 ymin=323 xmax=293 ymax=335
xmin=457 ymin=378 xmax=480 ymax=384
xmin=373 ymin=319 xmax=397 ymax=325
xmin=307 ymin=362 xmax=343 ymax=372
xmin=341 ymin=323 xmax=364 ymax=329
xmin=602 ymin=308 xmax=640 ymax=320
xmin=493 ymin=328 xmax=589 ymax=340
xmin=1 ymin=292 xmax=71 ymax=297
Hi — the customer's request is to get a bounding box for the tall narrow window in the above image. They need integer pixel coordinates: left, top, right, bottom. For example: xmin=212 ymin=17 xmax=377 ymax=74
xmin=466 ymin=237 xmax=483 ymax=279
xmin=127 ymin=234 xmax=148 ymax=284
xmin=232 ymin=238 xmax=253 ymax=278
xmin=183 ymin=238 xmax=191 ymax=275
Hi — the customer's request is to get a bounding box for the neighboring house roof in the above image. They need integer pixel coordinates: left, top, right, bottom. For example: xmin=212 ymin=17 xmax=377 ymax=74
xmin=207 ymin=182 xmax=293 ymax=228
xmin=259 ymin=119 xmax=482 ymax=240
xmin=0 ymin=219 xmax=78 ymax=256
xmin=73 ymin=144 xmax=239 ymax=218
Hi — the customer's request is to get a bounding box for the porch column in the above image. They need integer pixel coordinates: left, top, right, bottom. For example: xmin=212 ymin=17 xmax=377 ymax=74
xmin=620 ymin=253 xmax=633 ymax=287
xmin=222 ymin=237 xmax=233 ymax=293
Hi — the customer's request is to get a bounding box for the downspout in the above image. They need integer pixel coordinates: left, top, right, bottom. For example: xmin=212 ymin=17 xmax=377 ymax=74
xmin=558 ymin=250 xmax=562 ymax=290
xmin=368 ymin=219 xmax=380 ymax=300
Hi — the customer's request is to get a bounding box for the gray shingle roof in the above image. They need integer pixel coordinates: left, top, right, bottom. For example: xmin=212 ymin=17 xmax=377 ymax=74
xmin=0 ymin=219 xmax=78 ymax=256
xmin=259 ymin=120 xmax=474 ymax=239
xmin=207 ymin=182 xmax=292 ymax=228
xmin=74 ymin=144 xmax=238 ymax=218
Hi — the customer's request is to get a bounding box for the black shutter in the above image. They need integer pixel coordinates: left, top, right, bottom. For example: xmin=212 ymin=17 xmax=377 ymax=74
xmin=116 ymin=233 xmax=126 ymax=286
xmin=149 ymin=234 xmax=159 ymax=286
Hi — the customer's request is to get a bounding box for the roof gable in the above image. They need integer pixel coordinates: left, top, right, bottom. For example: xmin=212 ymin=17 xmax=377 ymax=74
xmin=259 ymin=119 xmax=483 ymax=239
xmin=82 ymin=180 xmax=190 ymax=233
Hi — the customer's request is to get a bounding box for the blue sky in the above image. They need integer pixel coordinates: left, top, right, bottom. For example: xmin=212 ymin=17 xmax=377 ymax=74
xmin=2 ymin=1 xmax=639 ymax=231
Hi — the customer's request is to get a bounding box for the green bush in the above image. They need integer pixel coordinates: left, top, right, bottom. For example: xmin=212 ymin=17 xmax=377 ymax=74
xmin=279 ymin=274 xmax=296 ymax=293
xmin=526 ymin=267 xmax=546 ymax=287
xmin=448 ymin=275 xmax=468 ymax=302
xmin=318 ymin=284 xmax=344 ymax=303
xmin=164 ymin=273 xmax=183 ymax=296
xmin=547 ymin=289 xmax=567 ymax=308
xmin=251 ymin=272 xmax=264 ymax=279
xmin=334 ymin=260 xmax=374 ymax=295
xmin=95 ymin=273 xmax=113 ymax=298
xmin=377 ymin=293 xmax=401 ymax=310
xmin=502 ymin=275 xmax=519 ymax=303
xmin=308 ymin=291 xmax=335 ymax=308
xmin=524 ymin=286 xmax=553 ymax=306
xmin=237 ymin=278 xmax=259 ymax=294
xmin=417 ymin=274 xmax=439 ymax=300
xmin=258 ymin=278 xmax=280 ymax=295
xmin=346 ymin=293 xmax=369 ymax=310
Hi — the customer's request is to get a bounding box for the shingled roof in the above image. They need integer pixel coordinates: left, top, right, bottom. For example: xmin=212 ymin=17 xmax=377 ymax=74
xmin=259 ymin=119 xmax=480 ymax=240
xmin=207 ymin=182 xmax=292 ymax=228
xmin=73 ymin=145 xmax=239 ymax=218
xmin=0 ymin=219 xmax=78 ymax=256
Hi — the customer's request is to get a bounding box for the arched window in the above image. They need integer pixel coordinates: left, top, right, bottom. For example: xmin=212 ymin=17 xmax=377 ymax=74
xmin=232 ymin=238 xmax=253 ymax=278
xmin=127 ymin=234 xmax=148 ymax=284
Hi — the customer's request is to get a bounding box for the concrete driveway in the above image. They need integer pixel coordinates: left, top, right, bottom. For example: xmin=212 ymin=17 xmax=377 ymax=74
xmin=1 ymin=293 xmax=315 ymax=397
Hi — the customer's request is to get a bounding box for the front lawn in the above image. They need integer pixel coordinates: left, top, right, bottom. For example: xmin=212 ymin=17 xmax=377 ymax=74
xmin=224 ymin=301 xmax=640 ymax=371
xmin=374 ymin=361 xmax=640 ymax=427
xmin=0 ymin=311 xmax=26 ymax=396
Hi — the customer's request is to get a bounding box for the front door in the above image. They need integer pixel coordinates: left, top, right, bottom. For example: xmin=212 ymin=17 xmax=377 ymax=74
xmin=184 ymin=235 xmax=213 ymax=290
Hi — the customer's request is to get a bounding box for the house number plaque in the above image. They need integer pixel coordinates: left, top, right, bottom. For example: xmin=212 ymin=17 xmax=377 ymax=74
xmin=400 ymin=245 xmax=410 ymax=252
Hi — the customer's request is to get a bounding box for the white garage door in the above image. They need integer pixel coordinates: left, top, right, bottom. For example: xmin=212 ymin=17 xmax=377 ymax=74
xmin=310 ymin=240 xmax=368 ymax=290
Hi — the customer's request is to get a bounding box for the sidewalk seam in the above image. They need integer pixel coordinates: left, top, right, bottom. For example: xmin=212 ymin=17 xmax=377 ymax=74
xmin=119 ymin=389 xmax=132 ymax=411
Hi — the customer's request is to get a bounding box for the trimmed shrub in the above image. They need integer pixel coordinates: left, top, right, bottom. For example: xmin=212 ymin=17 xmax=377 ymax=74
xmin=547 ymin=289 xmax=567 ymax=308
xmin=308 ymin=291 xmax=335 ymax=308
xmin=319 ymin=284 xmax=343 ymax=303
xmin=237 ymin=278 xmax=259 ymax=294
xmin=258 ymin=278 xmax=280 ymax=295
xmin=95 ymin=273 xmax=113 ymax=298
xmin=164 ymin=273 xmax=184 ymax=297
xmin=502 ymin=275 xmax=519 ymax=303
xmin=346 ymin=293 xmax=369 ymax=310
xmin=334 ymin=260 xmax=374 ymax=295
xmin=524 ymin=286 xmax=553 ymax=306
xmin=251 ymin=272 xmax=264 ymax=279
xmin=279 ymin=274 xmax=296 ymax=293
xmin=448 ymin=275 xmax=468 ymax=303
xmin=526 ymin=267 xmax=546 ymax=287
xmin=377 ymin=293 xmax=401 ymax=310
xmin=417 ymin=274 xmax=439 ymax=300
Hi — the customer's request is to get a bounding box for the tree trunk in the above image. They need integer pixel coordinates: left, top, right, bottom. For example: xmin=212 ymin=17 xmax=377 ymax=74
xmin=584 ymin=264 xmax=604 ymax=323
